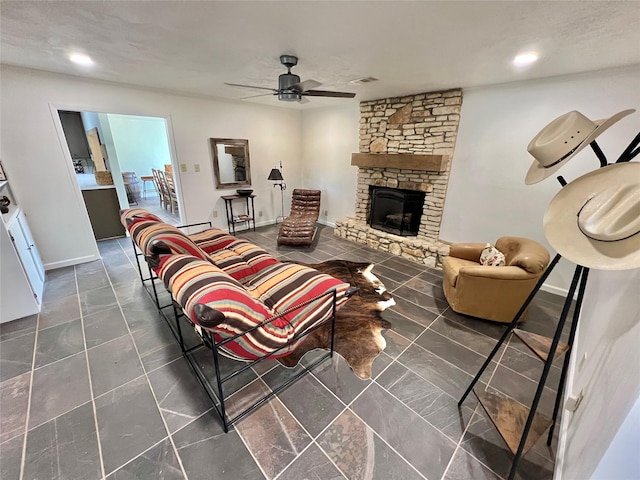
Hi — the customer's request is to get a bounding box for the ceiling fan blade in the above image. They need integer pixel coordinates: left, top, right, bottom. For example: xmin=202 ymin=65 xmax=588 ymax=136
xmin=302 ymin=90 xmax=356 ymax=98
xmin=240 ymin=93 xmax=276 ymax=100
xmin=297 ymin=96 xmax=310 ymax=104
xmin=225 ymin=82 xmax=277 ymax=92
xmin=291 ymin=79 xmax=322 ymax=93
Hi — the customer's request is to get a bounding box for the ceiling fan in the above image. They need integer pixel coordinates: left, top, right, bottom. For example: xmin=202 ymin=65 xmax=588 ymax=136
xmin=225 ymin=55 xmax=356 ymax=103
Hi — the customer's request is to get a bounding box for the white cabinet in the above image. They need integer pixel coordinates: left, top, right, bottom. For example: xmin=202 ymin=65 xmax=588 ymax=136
xmin=1 ymin=181 xmax=44 ymax=323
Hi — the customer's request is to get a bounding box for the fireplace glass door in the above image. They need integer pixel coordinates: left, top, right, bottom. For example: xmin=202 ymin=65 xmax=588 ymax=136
xmin=368 ymin=186 xmax=425 ymax=236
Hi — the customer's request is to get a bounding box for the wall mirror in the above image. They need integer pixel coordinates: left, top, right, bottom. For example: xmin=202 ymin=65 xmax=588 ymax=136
xmin=210 ymin=138 xmax=251 ymax=189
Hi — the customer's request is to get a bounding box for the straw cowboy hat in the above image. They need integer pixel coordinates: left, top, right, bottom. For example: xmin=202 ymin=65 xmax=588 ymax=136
xmin=543 ymin=162 xmax=640 ymax=270
xmin=525 ymin=109 xmax=635 ymax=185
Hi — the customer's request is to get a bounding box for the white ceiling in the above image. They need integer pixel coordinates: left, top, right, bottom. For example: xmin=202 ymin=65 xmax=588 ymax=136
xmin=2 ymin=1 xmax=639 ymax=109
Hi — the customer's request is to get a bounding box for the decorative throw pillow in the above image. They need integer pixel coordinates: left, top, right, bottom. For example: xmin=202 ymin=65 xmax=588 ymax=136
xmin=480 ymin=243 xmax=506 ymax=267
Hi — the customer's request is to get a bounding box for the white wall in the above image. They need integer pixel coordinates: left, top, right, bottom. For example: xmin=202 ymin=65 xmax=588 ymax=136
xmin=0 ymin=65 xmax=301 ymax=268
xmin=440 ymin=66 xmax=640 ymax=293
xmin=591 ymin=393 xmax=640 ymax=480
xmin=557 ymin=268 xmax=640 ymax=480
xmin=300 ymin=104 xmax=360 ymax=226
xmin=107 ymin=114 xmax=171 ymax=176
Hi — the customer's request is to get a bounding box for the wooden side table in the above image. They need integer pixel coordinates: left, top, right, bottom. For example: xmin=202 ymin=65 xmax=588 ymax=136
xmin=222 ymin=194 xmax=256 ymax=234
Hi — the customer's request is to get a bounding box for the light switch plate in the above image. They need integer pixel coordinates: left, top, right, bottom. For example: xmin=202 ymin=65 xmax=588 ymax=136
xmin=194 ymin=163 xmax=200 ymax=172
xmin=180 ymin=163 xmax=187 ymax=173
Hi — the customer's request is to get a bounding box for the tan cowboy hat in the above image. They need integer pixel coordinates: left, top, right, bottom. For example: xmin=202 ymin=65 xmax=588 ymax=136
xmin=525 ymin=109 xmax=635 ymax=185
xmin=543 ymin=162 xmax=640 ymax=270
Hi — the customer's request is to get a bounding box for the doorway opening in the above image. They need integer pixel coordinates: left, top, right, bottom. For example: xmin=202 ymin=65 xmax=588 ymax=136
xmin=57 ymin=111 xmax=180 ymax=240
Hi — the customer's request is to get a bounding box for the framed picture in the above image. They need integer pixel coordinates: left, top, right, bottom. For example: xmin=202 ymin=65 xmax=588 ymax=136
xmin=0 ymin=162 xmax=6 ymax=181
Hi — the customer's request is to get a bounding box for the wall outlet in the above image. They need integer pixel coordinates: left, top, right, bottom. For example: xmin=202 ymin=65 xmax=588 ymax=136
xmin=194 ymin=163 xmax=200 ymax=172
xmin=323 ymin=209 xmax=328 ymax=216
xmin=180 ymin=163 xmax=187 ymax=173
xmin=259 ymin=210 xmax=263 ymax=217
xmin=212 ymin=210 xmax=218 ymax=218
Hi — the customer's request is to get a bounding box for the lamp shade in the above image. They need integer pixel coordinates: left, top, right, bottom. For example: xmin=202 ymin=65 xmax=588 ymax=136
xmin=268 ymin=168 xmax=284 ymax=181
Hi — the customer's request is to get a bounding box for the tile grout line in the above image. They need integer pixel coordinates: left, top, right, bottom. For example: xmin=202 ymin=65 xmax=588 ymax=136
xmin=100 ymin=256 xmax=190 ymax=480
xmin=275 ymin=370 xmax=419 ymax=480
xmin=257 ymin=367 xmax=353 ymax=480
xmin=438 ymin=309 xmax=562 ymax=391
xmin=17 ymin=310 xmax=40 ymax=480
xmin=439 ymin=403 xmax=507 ymax=480
xmin=74 ymin=264 xmax=107 ymax=479
xmin=108 ymin=229 xmax=555 ymax=479
xmin=101 ymin=436 xmax=170 ymax=478
xmin=485 ymin=333 xmax=515 ymax=393
xmin=226 ymin=234 xmax=504 ymax=478
xmin=347 ymin=406 xmax=431 ymax=480
xmin=373 ymin=375 xmax=471 ymax=446
xmin=290 ymin=324 xmax=436 ymax=477
xmin=229 ymin=377 xmax=292 ymax=480
xmin=11 ymin=399 xmax=94 ymax=439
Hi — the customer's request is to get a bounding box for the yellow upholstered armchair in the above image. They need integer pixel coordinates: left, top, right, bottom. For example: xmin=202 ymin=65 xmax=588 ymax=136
xmin=441 ymin=236 xmax=550 ymax=323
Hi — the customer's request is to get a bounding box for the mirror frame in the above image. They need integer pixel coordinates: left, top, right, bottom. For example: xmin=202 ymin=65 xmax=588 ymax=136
xmin=210 ymin=138 xmax=252 ymax=189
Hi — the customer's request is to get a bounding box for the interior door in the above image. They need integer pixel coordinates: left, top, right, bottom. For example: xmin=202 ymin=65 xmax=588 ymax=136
xmin=8 ymin=212 xmax=45 ymax=301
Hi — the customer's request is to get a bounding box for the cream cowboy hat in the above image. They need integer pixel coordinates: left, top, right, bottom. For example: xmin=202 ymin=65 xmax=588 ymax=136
xmin=543 ymin=162 xmax=640 ymax=270
xmin=525 ymin=109 xmax=635 ymax=185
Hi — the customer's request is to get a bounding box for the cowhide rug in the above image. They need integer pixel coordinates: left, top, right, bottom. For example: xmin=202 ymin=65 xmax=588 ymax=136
xmin=278 ymin=260 xmax=395 ymax=379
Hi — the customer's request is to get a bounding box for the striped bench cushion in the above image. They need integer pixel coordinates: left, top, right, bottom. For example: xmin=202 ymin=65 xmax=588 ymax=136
xmin=120 ymin=208 xmax=162 ymax=226
xmin=158 ymin=255 xmax=349 ymax=361
xmin=127 ymin=220 xmax=208 ymax=260
xmin=244 ymin=261 xmax=351 ymax=330
xmin=189 ymin=228 xmax=237 ymax=253
xmin=207 ymin=240 xmax=279 ymax=282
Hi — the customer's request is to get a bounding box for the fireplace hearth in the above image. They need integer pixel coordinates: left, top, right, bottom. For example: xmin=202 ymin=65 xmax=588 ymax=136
xmin=368 ymin=186 xmax=425 ymax=236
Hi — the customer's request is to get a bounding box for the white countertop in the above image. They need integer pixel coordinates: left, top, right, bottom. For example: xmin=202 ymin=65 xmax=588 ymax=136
xmin=77 ymin=173 xmax=116 ymax=190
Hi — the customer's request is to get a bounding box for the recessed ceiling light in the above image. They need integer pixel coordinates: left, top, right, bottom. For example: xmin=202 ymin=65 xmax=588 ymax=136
xmin=513 ymin=52 xmax=539 ymax=66
xmin=69 ymin=53 xmax=94 ymax=66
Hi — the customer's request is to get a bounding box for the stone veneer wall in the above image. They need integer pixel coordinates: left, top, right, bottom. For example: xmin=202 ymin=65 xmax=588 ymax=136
xmin=335 ymin=89 xmax=462 ymax=267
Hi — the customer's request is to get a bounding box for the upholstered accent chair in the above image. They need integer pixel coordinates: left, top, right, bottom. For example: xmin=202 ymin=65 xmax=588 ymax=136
xmin=442 ymin=236 xmax=550 ymax=323
xmin=277 ymin=189 xmax=321 ymax=247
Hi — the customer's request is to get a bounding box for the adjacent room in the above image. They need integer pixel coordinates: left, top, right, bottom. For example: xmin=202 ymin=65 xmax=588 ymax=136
xmin=1 ymin=2 xmax=639 ymax=480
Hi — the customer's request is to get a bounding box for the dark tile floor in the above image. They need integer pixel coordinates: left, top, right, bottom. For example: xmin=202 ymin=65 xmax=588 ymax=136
xmin=0 ymin=212 xmax=570 ymax=480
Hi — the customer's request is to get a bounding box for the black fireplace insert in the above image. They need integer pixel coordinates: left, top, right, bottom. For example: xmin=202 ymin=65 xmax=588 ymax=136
xmin=368 ymin=186 xmax=425 ymax=236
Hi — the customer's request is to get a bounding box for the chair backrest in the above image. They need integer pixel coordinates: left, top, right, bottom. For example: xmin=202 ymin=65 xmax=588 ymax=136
xmin=495 ymin=236 xmax=550 ymax=274
xmin=290 ymin=189 xmax=321 ymax=218
xmin=165 ymin=171 xmax=176 ymax=195
xmin=151 ymin=168 xmax=164 ymax=195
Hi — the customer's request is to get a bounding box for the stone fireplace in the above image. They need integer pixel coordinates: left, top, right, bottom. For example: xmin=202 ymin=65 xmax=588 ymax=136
xmin=335 ymin=88 xmax=462 ymax=267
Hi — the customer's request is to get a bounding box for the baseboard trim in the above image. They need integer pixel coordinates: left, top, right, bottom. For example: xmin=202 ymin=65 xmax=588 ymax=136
xmin=252 ymin=219 xmax=278 ymax=229
xmin=318 ymin=219 xmax=336 ymax=228
xmin=44 ymin=254 xmax=100 ymax=271
xmin=540 ymin=282 xmax=577 ymax=300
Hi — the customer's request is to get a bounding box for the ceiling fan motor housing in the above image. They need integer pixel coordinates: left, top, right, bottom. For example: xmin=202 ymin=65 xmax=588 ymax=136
xmin=278 ymin=73 xmax=301 ymax=101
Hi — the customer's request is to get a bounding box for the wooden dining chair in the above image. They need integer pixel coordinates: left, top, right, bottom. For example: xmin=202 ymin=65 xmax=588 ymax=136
xmin=164 ymin=171 xmax=179 ymax=214
xmin=152 ymin=168 xmax=168 ymax=209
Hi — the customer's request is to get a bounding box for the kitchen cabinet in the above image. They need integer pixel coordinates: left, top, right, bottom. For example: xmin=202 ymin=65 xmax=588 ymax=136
xmin=1 ymin=181 xmax=45 ymax=323
xmin=77 ymin=174 xmax=126 ymax=240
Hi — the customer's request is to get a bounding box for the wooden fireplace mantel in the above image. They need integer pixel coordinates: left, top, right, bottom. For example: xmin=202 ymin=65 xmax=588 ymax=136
xmin=351 ymin=153 xmax=447 ymax=172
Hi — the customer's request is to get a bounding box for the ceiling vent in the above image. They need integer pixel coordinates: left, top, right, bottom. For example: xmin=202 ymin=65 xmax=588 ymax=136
xmin=349 ymin=77 xmax=379 ymax=85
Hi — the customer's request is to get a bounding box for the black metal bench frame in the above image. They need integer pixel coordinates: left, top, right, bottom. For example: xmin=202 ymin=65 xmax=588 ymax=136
xmin=126 ymin=223 xmax=337 ymax=432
